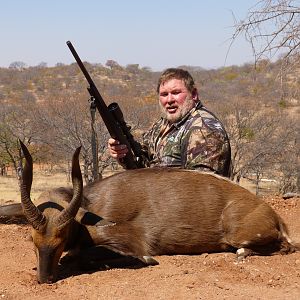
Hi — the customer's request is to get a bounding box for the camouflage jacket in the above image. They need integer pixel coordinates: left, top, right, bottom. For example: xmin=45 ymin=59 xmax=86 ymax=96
xmin=140 ymin=101 xmax=231 ymax=177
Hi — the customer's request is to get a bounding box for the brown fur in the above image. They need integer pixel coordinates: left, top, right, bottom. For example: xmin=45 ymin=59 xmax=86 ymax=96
xmin=79 ymin=168 xmax=298 ymax=257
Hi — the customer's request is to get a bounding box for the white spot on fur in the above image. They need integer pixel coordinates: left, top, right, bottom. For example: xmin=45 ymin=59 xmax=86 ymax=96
xmin=236 ymin=248 xmax=248 ymax=262
xmin=96 ymin=220 xmax=116 ymax=228
xmin=237 ymin=248 xmax=245 ymax=256
xmin=277 ymin=222 xmax=295 ymax=244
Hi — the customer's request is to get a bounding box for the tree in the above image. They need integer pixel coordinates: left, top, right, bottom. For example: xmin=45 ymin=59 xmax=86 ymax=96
xmin=35 ymin=94 xmax=111 ymax=184
xmin=55 ymin=62 xmax=65 ymax=67
xmin=0 ymin=104 xmax=39 ymax=180
xmin=9 ymin=61 xmax=27 ymax=70
xmin=126 ymin=64 xmax=140 ymax=74
xmin=105 ymin=59 xmax=121 ymax=70
xmin=275 ymin=120 xmax=300 ymax=193
xmin=217 ymin=97 xmax=297 ymax=194
xmin=36 ymin=62 xmax=48 ymax=68
xmin=232 ymin=0 xmax=300 ymax=64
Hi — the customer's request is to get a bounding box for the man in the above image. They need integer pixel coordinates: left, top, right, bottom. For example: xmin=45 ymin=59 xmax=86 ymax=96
xmin=108 ymin=68 xmax=231 ymax=177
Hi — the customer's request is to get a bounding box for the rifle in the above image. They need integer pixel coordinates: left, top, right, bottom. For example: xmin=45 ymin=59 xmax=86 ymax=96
xmin=66 ymin=41 xmax=142 ymax=169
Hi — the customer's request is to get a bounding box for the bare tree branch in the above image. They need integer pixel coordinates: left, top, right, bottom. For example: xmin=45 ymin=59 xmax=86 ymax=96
xmin=232 ymin=0 xmax=300 ymax=64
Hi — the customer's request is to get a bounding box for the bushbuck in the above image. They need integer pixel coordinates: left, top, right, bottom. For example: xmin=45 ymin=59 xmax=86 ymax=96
xmin=0 ymin=141 xmax=298 ymax=284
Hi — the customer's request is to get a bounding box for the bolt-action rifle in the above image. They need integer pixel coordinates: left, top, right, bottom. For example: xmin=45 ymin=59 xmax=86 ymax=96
xmin=66 ymin=41 xmax=142 ymax=169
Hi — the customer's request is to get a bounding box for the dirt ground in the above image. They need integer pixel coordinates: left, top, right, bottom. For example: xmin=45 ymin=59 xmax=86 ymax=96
xmin=0 ymin=195 xmax=299 ymax=300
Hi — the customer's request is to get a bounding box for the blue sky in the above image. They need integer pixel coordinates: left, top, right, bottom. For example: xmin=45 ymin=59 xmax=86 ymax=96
xmin=0 ymin=0 xmax=258 ymax=71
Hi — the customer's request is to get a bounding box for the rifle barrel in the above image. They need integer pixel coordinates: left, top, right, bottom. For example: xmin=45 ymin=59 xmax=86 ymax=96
xmin=66 ymin=40 xmax=139 ymax=169
xmin=66 ymin=41 xmax=94 ymax=87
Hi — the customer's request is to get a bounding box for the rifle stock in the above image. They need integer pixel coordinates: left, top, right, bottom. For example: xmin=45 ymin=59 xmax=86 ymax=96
xmin=66 ymin=41 xmax=141 ymax=169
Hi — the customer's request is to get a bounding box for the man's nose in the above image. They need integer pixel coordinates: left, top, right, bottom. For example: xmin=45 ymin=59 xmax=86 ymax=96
xmin=167 ymin=93 xmax=174 ymax=102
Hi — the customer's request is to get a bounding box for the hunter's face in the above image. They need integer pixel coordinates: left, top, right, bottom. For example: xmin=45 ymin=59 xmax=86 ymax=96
xmin=158 ymin=79 xmax=196 ymax=123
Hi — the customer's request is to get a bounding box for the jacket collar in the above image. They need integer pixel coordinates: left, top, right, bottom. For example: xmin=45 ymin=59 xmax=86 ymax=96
xmin=168 ymin=100 xmax=203 ymax=129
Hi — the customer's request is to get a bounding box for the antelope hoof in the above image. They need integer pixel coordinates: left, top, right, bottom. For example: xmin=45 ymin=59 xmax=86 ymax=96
xmin=236 ymin=248 xmax=251 ymax=261
xmin=139 ymin=256 xmax=159 ymax=266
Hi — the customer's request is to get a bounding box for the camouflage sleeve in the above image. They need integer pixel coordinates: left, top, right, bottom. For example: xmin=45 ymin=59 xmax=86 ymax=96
xmin=183 ymin=118 xmax=231 ymax=176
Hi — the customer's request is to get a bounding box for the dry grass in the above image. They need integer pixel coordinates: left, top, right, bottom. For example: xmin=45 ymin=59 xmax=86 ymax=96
xmin=239 ymin=177 xmax=279 ymax=195
xmin=0 ymin=170 xmax=71 ymax=205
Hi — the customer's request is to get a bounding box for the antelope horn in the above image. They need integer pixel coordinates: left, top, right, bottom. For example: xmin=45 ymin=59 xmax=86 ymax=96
xmin=19 ymin=140 xmax=46 ymax=231
xmin=56 ymin=146 xmax=83 ymax=229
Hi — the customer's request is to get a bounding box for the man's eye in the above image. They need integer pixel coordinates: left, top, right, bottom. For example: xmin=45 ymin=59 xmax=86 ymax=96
xmin=172 ymin=91 xmax=181 ymax=95
xmin=160 ymin=93 xmax=168 ymax=97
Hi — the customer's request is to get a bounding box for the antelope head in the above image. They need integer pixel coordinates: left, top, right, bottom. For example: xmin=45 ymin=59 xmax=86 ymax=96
xmin=19 ymin=141 xmax=83 ymax=283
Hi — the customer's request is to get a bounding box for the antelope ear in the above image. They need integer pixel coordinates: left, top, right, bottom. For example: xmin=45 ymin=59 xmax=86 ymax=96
xmin=75 ymin=207 xmax=115 ymax=227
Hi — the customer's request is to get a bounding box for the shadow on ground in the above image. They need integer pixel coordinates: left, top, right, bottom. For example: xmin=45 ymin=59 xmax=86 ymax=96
xmin=56 ymin=246 xmax=151 ymax=281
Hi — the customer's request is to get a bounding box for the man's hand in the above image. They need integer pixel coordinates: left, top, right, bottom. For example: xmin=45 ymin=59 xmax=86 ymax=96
xmin=108 ymin=138 xmax=129 ymax=160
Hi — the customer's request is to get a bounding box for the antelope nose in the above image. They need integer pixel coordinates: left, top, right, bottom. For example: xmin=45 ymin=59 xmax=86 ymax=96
xmin=46 ymin=275 xmax=55 ymax=284
xmin=37 ymin=275 xmax=55 ymax=284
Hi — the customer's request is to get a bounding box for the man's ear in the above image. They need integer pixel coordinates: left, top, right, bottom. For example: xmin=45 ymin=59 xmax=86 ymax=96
xmin=192 ymin=88 xmax=199 ymax=100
